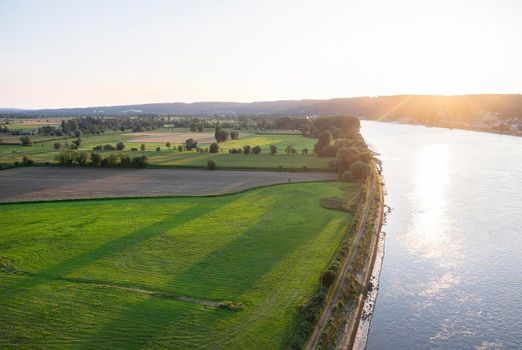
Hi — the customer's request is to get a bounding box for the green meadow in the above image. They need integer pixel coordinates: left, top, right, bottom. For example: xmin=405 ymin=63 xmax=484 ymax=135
xmin=0 ymin=131 xmax=331 ymax=170
xmin=0 ymin=182 xmax=358 ymax=349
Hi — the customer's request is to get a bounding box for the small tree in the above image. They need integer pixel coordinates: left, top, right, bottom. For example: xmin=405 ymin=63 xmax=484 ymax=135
xmin=53 ymin=142 xmax=62 ymax=150
xmin=72 ymin=138 xmax=82 ymax=147
xmin=230 ymin=130 xmax=239 ymax=140
xmin=177 ymin=145 xmax=183 ymax=152
xmin=90 ymin=152 xmax=101 ymax=166
xmin=140 ymin=144 xmax=146 ymax=151
xmin=116 ymin=142 xmax=125 ymax=151
xmin=285 ymin=145 xmax=297 ymax=155
xmin=251 ymin=146 xmax=261 ymax=154
xmin=20 ymin=136 xmax=32 ymax=146
xmin=209 ymin=142 xmax=219 ymax=153
xmin=269 ymin=144 xmax=277 ymax=155
xmin=156 ymin=147 xmax=161 ymax=152
xmin=73 ymin=130 xmax=83 ymax=138
xmin=166 ymin=142 xmax=171 ymax=148
xmin=207 ymin=159 xmax=216 ymax=170
xmin=243 ymin=145 xmax=251 ymax=154
xmin=185 ymin=138 xmax=198 ymax=150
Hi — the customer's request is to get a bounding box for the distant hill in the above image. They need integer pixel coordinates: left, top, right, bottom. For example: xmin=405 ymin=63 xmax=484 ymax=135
xmin=3 ymin=95 xmax=522 ymax=123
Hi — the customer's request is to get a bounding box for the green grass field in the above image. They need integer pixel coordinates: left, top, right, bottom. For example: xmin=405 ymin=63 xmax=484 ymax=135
xmin=0 ymin=131 xmax=331 ymax=170
xmin=0 ymin=182 xmax=358 ymax=349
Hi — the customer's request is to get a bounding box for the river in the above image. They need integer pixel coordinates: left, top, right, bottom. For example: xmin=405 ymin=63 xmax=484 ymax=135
xmin=360 ymin=121 xmax=522 ymax=349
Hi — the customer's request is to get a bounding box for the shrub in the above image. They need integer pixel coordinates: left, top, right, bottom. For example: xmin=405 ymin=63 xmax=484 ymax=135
xmin=21 ymin=156 xmax=34 ymax=166
xmin=103 ymin=144 xmax=116 ymax=151
xmin=131 ymin=155 xmax=148 ymax=168
xmin=251 ymin=145 xmax=261 ymax=154
xmin=209 ymin=142 xmax=219 ymax=153
xmin=75 ymin=152 xmax=88 ymax=165
xmin=93 ymin=145 xmax=102 ymax=151
xmin=228 ymin=148 xmax=242 ymax=154
xmin=302 ymin=148 xmax=308 ymax=155
xmin=243 ymin=145 xmax=251 ymax=154
xmin=269 ymin=144 xmax=277 ymax=155
xmin=53 ymin=142 xmax=62 ymax=150
xmin=156 ymin=147 xmax=161 ymax=152
xmin=116 ymin=142 xmax=125 ymax=151
xmin=19 ymin=136 xmax=31 ymax=146
xmin=230 ymin=130 xmax=239 ymax=140
xmin=73 ymin=130 xmax=82 ymax=138
xmin=214 ymin=125 xmax=229 ymax=142
xmin=140 ymin=144 xmax=146 ymax=151
xmin=166 ymin=142 xmax=171 ymax=148
xmin=185 ymin=138 xmax=198 ymax=150
xmin=177 ymin=145 xmax=183 ymax=152
xmin=56 ymin=150 xmax=76 ymax=165
xmin=348 ymin=160 xmax=372 ymax=181
xmin=72 ymin=138 xmax=81 ymax=147
xmin=207 ymin=159 xmax=216 ymax=170
xmin=285 ymin=145 xmax=297 ymax=155
xmin=90 ymin=152 xmax=101 ymax=166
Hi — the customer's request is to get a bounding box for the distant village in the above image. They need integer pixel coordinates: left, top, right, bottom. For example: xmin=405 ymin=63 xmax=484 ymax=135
xmin=391 ymin=111 xmax=522 ymax=136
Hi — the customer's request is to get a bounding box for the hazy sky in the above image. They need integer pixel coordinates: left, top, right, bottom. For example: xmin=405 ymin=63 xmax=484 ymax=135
xmin=1 ymin=0 xmax=521 ymax=109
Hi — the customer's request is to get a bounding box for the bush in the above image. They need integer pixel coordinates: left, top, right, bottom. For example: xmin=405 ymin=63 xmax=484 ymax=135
xmin=349 ymin=160 xmax=372 ymax=181
xmin=140 ymin=144 xmax=146 ymax=151
xmin=72 ymin=138 xmax=81 ymax=147
xmin=209 ymin=142 xmax=219 ymax=153
xmin=21 ymin=156 xmax=34 ymax=166
xmin=131 ymin=155 xmax=148 ymax=168
xmin=185 ymin=138 xmax=198 ymax=150
xmin=73 ymin=130 xmax=82 ymax=138
xmin=228 ymin=148 xmax=242 ymax=154
xmin=116 ymin=142 xmax=125 ymax=151
xmin=243 ymin=145 xmax=251 ymax=154
xmin=285 ymin=145 xmax=297 ymax=155
xmin=251 ymin=145 xmax=261 ymax=154
xmin=230 ymin=130 xmax=239 ymax=140
xmin=53 ymin=142 xmax=62 ymax=150
xmin=75 ymin=152 xmax=89 ymax=165
xmin=269 ymin=144 xmax=277 ymax=155
xmin=207 ymin=159 xmax=216 ymax=170
xmin=166 ymin=142 xmax=171 ymax=148
xmin=56 ymin=150 xmax=76 ymax=165
xmin=302 ymin=148 xmax=308 ymax=155
xmin=177 ymin=145 xmax=183 ymax=152
xmin=90 ymin=152 xmax=101 ymax=166
xmin=214 ymin=125 xmax=229 ymax=142
xmin=93 ymin=145 xmax=102 ymax=151
xmin=19 ymin=136 xmax=32 ymax=146
xmin=103 ymin=144 xmax=116 ymax=151
xmin=156 ymin=147 xmax=161 ymax=152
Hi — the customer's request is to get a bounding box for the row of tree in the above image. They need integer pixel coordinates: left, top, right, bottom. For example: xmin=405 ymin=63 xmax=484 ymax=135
xmin=56 ymin=150 xmax=148 ymax=168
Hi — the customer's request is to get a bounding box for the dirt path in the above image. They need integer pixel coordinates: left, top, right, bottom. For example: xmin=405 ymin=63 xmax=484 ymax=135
xmin=305 ymin=177 xmax=374 ymax=350
xmin=0 ymin=167 xmax=336 ymax=203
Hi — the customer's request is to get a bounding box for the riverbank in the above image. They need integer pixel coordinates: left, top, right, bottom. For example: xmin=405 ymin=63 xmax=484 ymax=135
xmin=342 ymin=170 xmax=385 ymax=349
xmin=365 ymin=119 xmax=521 ymax=137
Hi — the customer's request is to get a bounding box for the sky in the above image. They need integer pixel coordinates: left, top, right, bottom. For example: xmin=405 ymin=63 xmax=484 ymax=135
xmin=1 ymin=0 xmax=522 ymax=109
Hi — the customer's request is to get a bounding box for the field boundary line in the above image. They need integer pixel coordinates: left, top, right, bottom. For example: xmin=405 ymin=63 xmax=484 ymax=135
xmin=0 ymin=179 xmax=337 ymax=205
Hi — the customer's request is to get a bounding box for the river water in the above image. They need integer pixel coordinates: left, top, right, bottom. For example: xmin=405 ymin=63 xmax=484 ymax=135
xmin=360 ymin=121 xmax=522 ymax=349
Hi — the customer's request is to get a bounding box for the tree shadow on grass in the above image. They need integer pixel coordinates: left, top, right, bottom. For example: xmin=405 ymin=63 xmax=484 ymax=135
xmin=80 ymin=196 xmax=348 ymax=349
xmin=0 ymin=202 xmax=214 ymax=300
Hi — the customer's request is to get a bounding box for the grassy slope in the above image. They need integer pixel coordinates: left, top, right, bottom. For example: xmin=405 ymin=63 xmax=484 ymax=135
xmin=0 ymin=182 xmax=359 ymax=349
xmin=0 ymin=132 xmax=331 ymax=170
